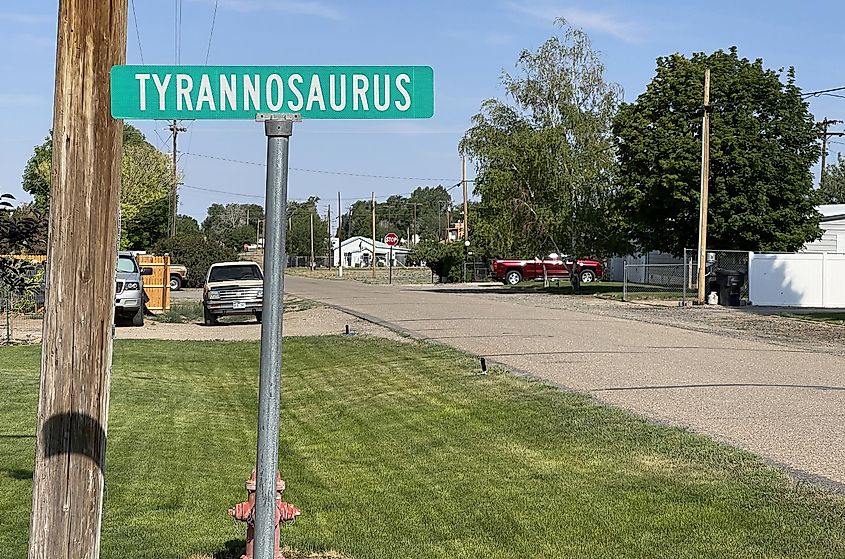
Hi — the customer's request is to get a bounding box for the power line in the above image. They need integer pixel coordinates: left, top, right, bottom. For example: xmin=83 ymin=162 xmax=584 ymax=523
xmin=801 ymin=85 xmax=845 ymax=98
xmin=130 ymin=0 xmax=144 ymax=64
xmin=204 ymin=0 xmax=220 ymax=64
xmin=182 ymin=151 xmax=462 ymax=182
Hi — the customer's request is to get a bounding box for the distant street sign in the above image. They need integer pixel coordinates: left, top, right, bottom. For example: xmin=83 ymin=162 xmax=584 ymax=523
xmin=111 ymin=65 xmax=434 ymax=120
xmin=384 ymin=233 xmax=399 ymax=246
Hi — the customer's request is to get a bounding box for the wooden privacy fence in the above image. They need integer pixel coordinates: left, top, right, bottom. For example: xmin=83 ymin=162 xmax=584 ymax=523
xmin=136 ymin=254 xmax=171 ymax=312
xmin=2 ymin=253 xmax=171 ymax=312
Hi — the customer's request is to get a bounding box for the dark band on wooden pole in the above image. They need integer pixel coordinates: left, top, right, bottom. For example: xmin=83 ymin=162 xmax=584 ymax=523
xmin=28 ymin=2 xmax=127 ymax=558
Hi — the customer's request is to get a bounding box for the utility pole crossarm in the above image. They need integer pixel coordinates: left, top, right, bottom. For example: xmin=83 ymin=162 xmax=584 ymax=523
xmin=820 ymin=118 xmax=845 ymax=188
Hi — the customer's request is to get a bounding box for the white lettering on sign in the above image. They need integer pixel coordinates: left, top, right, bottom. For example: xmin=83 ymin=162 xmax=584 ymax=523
xmin=135 ymin=74 xmax=150 ymax=110
xmin=244 ymin=75 xmax=260 ymax=111
xmin=306 ymin=75 xmax=326 ymax=111
xmin=395 ymin=74 xmax=411 ymax=111
xmin=287 ymin=74 xmax=304 ymax=111
xmin=329 ymin=74 xmax=346 ymax=111
xmin=352 ymin=74 xmax=369 ymax=111
xmin=152 ymin=74 xmax=171 ymax=111
xmin=373 ymin=74 xmax=390 ymax=111
xmin=220 ymin=74 xmax=236 ymax=111
xmin=130 ymin=70 xmax=423 ymax=115
xmin=196 ymin=74 xmax=216 ymax=111
xmin=266 ymin=74 xmax=284 ymax=111
xmin=176 ymin=74 xmax=193 ymax=111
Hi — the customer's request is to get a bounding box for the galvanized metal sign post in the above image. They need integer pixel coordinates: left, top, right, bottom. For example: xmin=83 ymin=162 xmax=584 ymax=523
xmin=254 ymin=113 xmax=298 ymax=559
xmin=111 ymin=64 xmax=434 ymax=559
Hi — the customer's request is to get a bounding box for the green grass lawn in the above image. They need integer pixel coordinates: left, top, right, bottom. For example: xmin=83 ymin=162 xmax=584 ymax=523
xmin=2 ymin=338 xmax=845 ymax=558
xmin=781 ymin=311 xmax=845 ymax=326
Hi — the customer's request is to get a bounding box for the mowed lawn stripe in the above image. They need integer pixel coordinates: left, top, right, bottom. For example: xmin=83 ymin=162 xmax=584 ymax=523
xmin=1 ymin=338 xmax=844 ymax=558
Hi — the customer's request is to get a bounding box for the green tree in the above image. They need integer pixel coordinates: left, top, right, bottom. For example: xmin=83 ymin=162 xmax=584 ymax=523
xmin=286 ymin=198 xmax=329 ymax=260
xmin=460 ymin=20 xmax=624 ymax=260
xmin=819 ymin=153 xmax=845 ymax=204
xmin=175 ymin=214 xmax=201 ymax=234
xmin=410 ymin=240 xmax=465 ymax=283
xmin=152 ymin=232 xmax=237 ymax=287
xmin=0 ymin=194 xmax=46 ymax=290
xmin=21 ymin=124 xmax=175 ymax=250
xmin=201 ymin=203 xmax=264 ymax=250
xmin=339 ymin=188 xmax=454 ymax=245
xmin=614 ymin=48 xmax=821 ymax=255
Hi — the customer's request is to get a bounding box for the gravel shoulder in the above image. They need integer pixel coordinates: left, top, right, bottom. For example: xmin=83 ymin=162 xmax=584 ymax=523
xmin=7 ymin=291 xmax=406 ymax=344
xmin=429 ymin=283 xmax=845 ymax=356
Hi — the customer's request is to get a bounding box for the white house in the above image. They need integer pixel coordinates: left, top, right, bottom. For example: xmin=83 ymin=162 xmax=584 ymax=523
xmin=803 ymin=204 xmax=845 ymax=253
xmin=332 ymin=236 xmax=411 ymax=268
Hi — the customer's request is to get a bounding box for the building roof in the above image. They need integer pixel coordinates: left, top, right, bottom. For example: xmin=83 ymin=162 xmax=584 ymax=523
xmin=821 ymin=213 xmax=845 ymax=223
xmin=338 ymin=235 xmax=411 ymax=253
xmin=818 ymin=204 xmax=845 ymax=218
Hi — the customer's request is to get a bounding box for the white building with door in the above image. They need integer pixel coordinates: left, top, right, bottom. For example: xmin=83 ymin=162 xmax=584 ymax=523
xmin=803 ymin=204 xmax=845 ymax=253
xmin=332 ymin=236 xmax=411 ymax=268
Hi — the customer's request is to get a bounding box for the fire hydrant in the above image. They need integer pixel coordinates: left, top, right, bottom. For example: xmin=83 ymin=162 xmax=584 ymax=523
xmin=229 ymin=469 xmax=301 ymax=559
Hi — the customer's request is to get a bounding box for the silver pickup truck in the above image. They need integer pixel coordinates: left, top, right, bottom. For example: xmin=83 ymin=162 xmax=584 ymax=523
xmin=115 ymin=251 xmax=151 ymax=326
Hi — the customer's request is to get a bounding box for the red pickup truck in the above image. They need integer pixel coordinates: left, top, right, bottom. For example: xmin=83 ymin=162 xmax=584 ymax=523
xmin=491 ymin=255 xmax=603 ymax=285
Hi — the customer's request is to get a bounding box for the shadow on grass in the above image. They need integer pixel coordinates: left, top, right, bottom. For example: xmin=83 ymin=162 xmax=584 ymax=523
xmin=421 ymin=282 xmax=624 ymax=296
xmin=212 ymin=539 xmax=246 ymax=559
xmin=1 ymin=468 xmax=33 ymax=481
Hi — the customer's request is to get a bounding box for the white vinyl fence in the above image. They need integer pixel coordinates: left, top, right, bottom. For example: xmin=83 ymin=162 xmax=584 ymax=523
xmin=749 ymin=252 xmax=845 ymax=307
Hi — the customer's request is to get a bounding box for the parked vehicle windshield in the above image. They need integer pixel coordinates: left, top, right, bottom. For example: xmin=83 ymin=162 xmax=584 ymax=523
xmin=116 ymin=256 xmax=138 ymax=273
xmin=209 ymin=264 xmax=263 ymax=282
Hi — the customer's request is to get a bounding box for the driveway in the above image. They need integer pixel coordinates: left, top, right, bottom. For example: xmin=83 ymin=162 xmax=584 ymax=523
xmin=285 ymin=276 xmax=845 ymax=489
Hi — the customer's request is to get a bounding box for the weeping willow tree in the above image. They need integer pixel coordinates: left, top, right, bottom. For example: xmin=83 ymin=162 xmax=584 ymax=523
xmin=460 ymin=19 xmax=627 ymax=259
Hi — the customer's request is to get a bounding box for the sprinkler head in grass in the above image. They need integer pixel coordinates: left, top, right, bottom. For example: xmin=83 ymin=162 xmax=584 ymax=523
xmin=480 ymin=357 xmax=488 ymax=375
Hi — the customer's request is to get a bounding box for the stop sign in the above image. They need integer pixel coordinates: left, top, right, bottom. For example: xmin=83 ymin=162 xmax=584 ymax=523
xmin=384 ymin=232 xmax=399 ymax=246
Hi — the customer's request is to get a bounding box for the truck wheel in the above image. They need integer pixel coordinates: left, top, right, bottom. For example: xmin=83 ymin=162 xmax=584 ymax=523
xmin=580 ymin=269 xmax=596 ymax=283
xmin=255 ymin=311 xmax=262 ymax=324
xmin=505 ymin=270 xmax=522 ymax=285
xmin=203 ymin=305 xmax=218 ymax=326
xmin=131 ymin=306 xmax=144 ymax=327
xmin=169 ymin=275 xmax=182 ymax=291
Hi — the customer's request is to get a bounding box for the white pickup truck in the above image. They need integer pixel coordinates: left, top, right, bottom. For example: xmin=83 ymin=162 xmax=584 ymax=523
xmin=202 ymin=261 xmax=263 ymax=326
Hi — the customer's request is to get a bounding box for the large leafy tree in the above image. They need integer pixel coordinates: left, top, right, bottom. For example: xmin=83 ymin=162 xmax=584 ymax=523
xmin=460 ymin=20 xmax=624 ymax=259
xmin=819 ymin=154 xmax=845 ymax=204
xmin=614 ymin=48 xmax=821 ymax=255
xmin=22 ymin=124 xmax=175 ymax=250
xmin=286 ymin=197 xmax=329 ymax=259
xmin=202 ymin=203 xmax=265 ymax=250
xmin=0 ymin=194 xmax=47 ymax=290
xmin=339 ymin=186 xmax=454 ymax=244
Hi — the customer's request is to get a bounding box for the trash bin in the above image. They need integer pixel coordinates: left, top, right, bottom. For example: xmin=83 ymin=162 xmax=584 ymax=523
xmin=715 ymin=269 xmax=744 ymax=306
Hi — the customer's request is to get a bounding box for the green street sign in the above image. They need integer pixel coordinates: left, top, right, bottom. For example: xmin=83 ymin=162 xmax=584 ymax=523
xmin=110 ymin=65 xmax=434 ymax=120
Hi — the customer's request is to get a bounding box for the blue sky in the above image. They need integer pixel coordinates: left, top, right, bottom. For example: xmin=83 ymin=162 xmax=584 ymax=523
xmin=1 ymin=0 xmax=844 ymax=224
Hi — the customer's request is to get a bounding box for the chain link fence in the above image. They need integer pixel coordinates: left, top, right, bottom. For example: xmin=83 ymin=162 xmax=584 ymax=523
xmin=682 ymin=249 xmax=750 ymax=304
xmin=621 ymin=250 xmax=750 ymax=304
xmin=463 ymin=260 xmax=491 ymax=282
xmin=622 ymin=263 xmax=687 ymax=301
xmin=1 ymin=281 xmax=44 ymax=344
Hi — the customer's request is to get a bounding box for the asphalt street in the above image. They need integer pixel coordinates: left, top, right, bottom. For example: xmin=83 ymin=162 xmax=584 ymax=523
xmin=285 ymin=276 xmax=845 ymax=489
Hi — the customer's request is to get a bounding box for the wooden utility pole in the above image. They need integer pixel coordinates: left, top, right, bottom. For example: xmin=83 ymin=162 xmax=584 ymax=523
xmin=462 ymin=156 xmax=468 ymax=241
xmin=309 ymin=210 xmax=315 ymax=270
xmin=168 ymin=120 xmax=186 ymax=237
xmin=696 ymin=69 xmax=712 ymax=305
xmin=820 ymin=118 xmax=844 ymax=188
xmin=326 ymin=204 xmax=332 ymax=267
xmin=337 ymin=192 xmax=343 ymax=276
xmin=29 ymin=2 xmax=127 ymax=558
xmin=371 ymin=192 xmax=376 ymax=278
